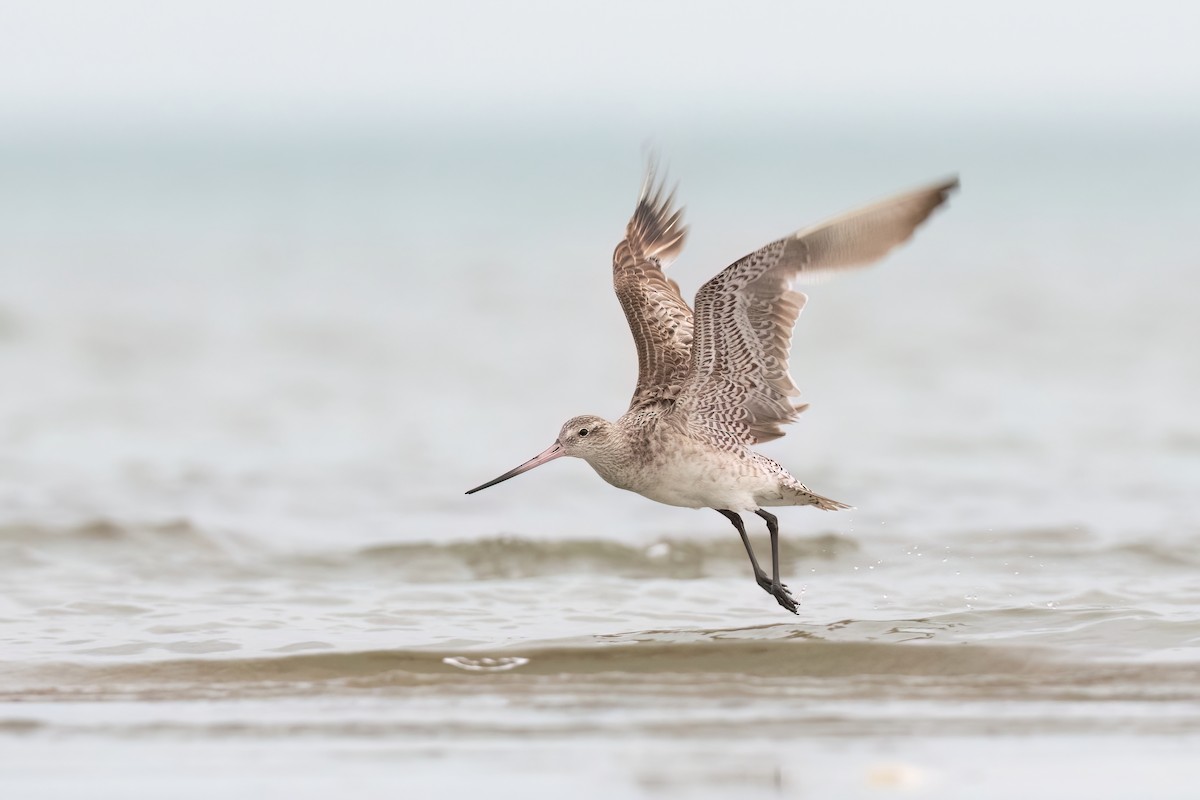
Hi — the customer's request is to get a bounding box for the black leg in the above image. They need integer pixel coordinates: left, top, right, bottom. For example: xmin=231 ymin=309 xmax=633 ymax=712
xmin=717 ymin=509 xmax=766 ymax=581
xmin=755 ymin=509 xmax=781 ymax=584
xmin=717 ymin=509 xmax=799 ymax=614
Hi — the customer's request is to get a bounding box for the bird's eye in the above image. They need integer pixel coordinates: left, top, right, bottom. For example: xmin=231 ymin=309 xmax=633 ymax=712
xmin=578 ymin=428 xmax=589 ymax=437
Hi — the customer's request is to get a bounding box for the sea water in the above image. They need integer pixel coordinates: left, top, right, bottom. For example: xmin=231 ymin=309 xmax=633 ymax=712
xmin=1 ymin=120 xmax=1198 ymax=797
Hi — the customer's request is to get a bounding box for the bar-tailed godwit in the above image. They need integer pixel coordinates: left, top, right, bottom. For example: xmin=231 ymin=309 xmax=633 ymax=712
xmin=467 ymin=164 xmax=958 ymax=612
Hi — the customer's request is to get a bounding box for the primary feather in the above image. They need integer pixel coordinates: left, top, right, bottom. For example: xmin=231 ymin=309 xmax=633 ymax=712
xmin=613 ymin=162 xmax=695 ymax=409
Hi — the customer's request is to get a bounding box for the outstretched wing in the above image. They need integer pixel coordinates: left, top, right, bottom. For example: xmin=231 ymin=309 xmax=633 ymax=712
xmin=613 ymin=163 xmax=694 ymax=409
xmin=675 ymin=177 xmax=959 ymax=445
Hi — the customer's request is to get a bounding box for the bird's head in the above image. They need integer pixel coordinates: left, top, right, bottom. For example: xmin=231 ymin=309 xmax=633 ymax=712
xmin=556 ymin=414 xmax=614 ymax=457
xmin=464 ymin=414 xmax=614 ymax=495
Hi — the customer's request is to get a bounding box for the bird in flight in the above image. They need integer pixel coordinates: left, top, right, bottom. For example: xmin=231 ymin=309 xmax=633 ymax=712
xmin=467 ymin=163 xmax=958 ymax=612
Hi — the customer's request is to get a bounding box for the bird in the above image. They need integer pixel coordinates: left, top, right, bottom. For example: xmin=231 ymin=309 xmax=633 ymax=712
xmin=466 ymin=162 xmax=958 ymax=613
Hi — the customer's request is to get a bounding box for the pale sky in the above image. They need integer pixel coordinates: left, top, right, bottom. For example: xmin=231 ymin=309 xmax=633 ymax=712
xmin=2 ymin=0 xmax=1198 ymax=129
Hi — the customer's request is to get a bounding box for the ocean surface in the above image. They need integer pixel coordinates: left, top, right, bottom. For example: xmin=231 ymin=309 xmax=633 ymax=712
xmin=1 ymin=120 xmax=1199 ymax=797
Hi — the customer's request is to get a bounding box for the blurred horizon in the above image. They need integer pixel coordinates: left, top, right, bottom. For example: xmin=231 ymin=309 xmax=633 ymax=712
xmin=3 ymin=1 xmax=1199 ymax=137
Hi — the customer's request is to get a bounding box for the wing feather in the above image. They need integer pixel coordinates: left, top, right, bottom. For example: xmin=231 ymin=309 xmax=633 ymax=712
xmin=614 ymin=163 xmax=694 ymax=409
xmin=676 ymin=177 xmax=959 ymax=445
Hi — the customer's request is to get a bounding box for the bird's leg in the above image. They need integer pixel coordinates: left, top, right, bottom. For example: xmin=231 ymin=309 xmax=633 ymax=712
xmin=754 ymin=509 xmax=799 ymax=614
xmin=717 ymin=509 xmax=798 ymax=614
xmin=717 ymin=510 xmax=767 ymax=581
xmin=755 ymin=509 xmax=782 ymax=584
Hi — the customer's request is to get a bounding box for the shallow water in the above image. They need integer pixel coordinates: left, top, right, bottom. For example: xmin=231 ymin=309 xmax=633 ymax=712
xmin=1 ymin=122 xmax=1199 ymax=796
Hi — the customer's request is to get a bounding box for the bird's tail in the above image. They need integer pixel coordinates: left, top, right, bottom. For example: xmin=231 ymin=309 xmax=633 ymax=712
xmin=785 ymin=482 xmax=852 ymax=511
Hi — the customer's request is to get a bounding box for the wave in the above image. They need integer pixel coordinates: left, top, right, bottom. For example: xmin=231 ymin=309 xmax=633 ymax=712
xmin=3 ymin=518 xmax=1199 ymax=581
xmin=335 ymin=534 xmax=859 ymax=580
xmin=0 ymin=518 xmax=861 ymax=579
xmin=0 ymin=518 xmax=244 ymax=573
xmin=6 ymin=634 xmax=1200 ymax=705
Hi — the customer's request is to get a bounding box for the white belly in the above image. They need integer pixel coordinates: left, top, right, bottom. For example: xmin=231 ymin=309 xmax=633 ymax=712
xmin=592 ymin=448 xmax=781 ymax=512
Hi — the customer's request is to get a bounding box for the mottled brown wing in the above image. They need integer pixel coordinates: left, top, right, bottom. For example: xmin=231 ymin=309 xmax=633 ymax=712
xmin=676 ymin=177 xmax=959 ymax=445
xmin=614 ymin=164 xmax=693 ymax=409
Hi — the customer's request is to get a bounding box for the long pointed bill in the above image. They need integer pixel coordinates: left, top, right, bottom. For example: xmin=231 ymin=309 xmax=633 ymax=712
xmin=465 ymin=442 xmax=564 ymax=495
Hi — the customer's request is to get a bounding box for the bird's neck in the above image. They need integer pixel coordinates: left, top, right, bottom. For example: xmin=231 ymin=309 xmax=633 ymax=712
xmin=581 ymin=421 xmax=650 ymax=492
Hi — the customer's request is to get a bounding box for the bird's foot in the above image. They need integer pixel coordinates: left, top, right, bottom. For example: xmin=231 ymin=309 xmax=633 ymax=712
xmin=756 ymin=574 xmax=799 ymax=614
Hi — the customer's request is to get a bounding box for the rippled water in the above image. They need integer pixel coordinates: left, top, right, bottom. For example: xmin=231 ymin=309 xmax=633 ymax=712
xmin=2 ymin=123 xmax=1199 ymax=797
